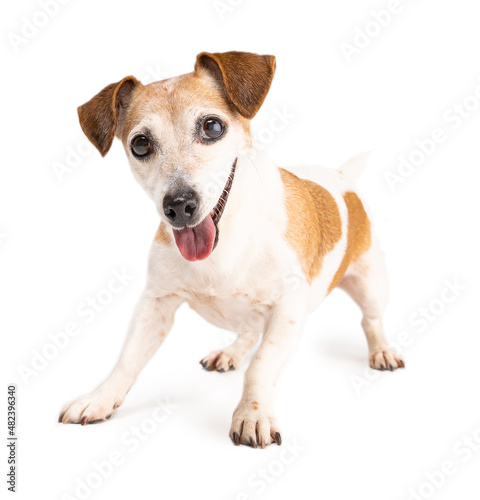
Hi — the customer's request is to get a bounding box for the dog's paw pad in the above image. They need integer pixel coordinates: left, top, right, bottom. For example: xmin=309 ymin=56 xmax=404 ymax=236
xmin=370 ymin=349 xmax=405 ymax=371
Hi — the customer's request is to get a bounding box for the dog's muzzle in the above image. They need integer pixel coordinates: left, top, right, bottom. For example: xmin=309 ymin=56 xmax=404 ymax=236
xmin=163 ymin=159 xmax=237 ymax=262
xmin=163 ymin=190 xmax=199 ymax=228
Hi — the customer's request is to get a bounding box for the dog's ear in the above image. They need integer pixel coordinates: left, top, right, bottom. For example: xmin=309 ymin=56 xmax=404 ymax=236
xmin=78 ymin=76 xmax=139 ymax=157
xmin=195 ymin=51 xmax=276 ymax=119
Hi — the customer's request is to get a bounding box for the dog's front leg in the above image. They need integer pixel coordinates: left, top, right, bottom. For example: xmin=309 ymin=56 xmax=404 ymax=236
xmin=230 ymin=302 xmax=305 ymax=448
xmin=59 ymin=292 xmax=182 ymax=425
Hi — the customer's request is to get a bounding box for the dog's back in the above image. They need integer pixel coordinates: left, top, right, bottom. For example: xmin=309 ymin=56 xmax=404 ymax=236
xmin=279 ymin=154 xmax=372 ymax=294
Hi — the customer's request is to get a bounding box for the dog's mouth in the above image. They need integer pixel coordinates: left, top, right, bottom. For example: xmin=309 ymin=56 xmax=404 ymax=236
xmin=172 ymin=159 xmax=237 ymax=262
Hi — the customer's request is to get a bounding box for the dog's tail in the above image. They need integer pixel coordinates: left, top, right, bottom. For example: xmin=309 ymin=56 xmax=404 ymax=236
xmin=338 ymin=151 xmax=372 ymax=182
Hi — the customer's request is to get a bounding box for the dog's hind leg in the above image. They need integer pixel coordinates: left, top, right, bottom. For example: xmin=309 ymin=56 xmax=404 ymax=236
xmin=200 ymin=331 xmax=259 ymax=372
xmin=338 ymin=238 xmax=405 ymax=371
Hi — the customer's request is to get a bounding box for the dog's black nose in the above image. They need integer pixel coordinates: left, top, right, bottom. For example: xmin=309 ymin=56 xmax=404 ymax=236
xmin=163 ymin=190 xmax=199 ymax=226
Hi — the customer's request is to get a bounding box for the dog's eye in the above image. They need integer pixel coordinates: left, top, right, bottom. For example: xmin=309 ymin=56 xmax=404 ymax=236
xmin=202 ymin=118 xmax=225 ymax=140
xmin=131 ymin=135 xmax=152 ymax=157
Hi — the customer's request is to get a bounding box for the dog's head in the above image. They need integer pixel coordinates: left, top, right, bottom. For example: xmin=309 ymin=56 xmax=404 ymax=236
xmin=78 ymin=51 xmax=276 ymax=261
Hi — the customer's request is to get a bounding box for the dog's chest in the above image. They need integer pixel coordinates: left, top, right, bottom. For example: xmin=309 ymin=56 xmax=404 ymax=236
xmin=182 ymin=287 xmax=274 ymax=333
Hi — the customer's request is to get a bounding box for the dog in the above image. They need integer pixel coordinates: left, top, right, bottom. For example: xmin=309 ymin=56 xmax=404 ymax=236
xmin=59 ymin=51 xmax=404 ymax=448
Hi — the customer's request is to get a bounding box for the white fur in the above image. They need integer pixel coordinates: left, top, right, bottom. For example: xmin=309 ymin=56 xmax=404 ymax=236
xmin=338 ymin=150 xmax=372 ymax=182
xmin=60 ymin=72 xmax=403 ymax=448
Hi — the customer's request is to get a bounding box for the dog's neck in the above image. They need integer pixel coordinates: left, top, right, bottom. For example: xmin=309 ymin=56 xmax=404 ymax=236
xmin=207 ymin=150 xmax=286 ymax=268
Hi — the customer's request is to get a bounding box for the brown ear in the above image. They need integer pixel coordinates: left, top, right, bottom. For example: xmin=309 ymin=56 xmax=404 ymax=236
xmin=195 ymin=51 xmax=276 ymax=119
xmin=78 ymin=76 xmax=139 ymax=157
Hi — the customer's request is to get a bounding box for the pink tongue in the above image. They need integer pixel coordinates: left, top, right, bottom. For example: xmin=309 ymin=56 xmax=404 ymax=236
xmin=173 ymin=215 xmax=216 ymax=262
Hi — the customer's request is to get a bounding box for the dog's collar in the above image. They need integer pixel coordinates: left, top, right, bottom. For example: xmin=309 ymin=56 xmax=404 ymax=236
xmin=211 ymin=158 xmax=237 ymax=250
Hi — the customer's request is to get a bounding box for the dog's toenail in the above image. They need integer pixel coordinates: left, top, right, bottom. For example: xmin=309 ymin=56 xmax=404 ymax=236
xmin=232 ymin=432 xmax=240 ymax=446
xmin=275 ymin=432 xmax=282 ymax=446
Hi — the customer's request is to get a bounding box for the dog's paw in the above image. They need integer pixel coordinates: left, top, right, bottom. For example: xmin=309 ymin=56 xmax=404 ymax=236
xmin=58 ymin=389 xmax=125 ymax=425
xmin=230 ymin=401 xmax=281 ymax=448
xmin=369 ymin=349 xmax=405 ymax=371
xmin=200 ymin=349 xmax=242 ymax=372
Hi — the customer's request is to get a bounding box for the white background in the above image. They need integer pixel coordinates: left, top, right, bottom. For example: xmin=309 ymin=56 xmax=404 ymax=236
xmin=2 ymin=1 xmax=480 ymax=499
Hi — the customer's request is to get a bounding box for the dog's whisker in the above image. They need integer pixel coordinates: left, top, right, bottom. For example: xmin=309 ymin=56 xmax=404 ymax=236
xmin=247 ymin=155 xmax=267 ymax=191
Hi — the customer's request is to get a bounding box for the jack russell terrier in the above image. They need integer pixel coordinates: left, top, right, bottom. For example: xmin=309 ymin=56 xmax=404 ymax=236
xmin=59 ymin=51 xmax=404 ymax=448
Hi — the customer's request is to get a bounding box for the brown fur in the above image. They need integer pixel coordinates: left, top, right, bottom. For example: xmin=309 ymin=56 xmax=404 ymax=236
xmin=195 ymin=51 xmax=276 ymax=119
xmin=118 ymin=70 xmax=240 ymax=145
xmin=279 ymin=169 xmax=342 ymax=284
xmin=155 ymin=223 xmax=172 ymax=245
xmin=328 ymin=192 xmax=371 ymax=292
xmin=78 ymin=51 xmax=274 ymax=159
xmin=183 ymin=289 xmax=226 ymax=319
xmin=78 ymin=76 xmax=139 ymax=157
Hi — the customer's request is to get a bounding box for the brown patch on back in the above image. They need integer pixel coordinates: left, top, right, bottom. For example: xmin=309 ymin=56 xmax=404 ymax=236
xmin=327 ymin=192 xmax=371 ymax=293
xmin=155 ymin=223 xmax=172 ymax=245
xmin=252 ymin=401 xmax=259 ymax=410
xmin=279 ymin=169 xmax=342 ymax=284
